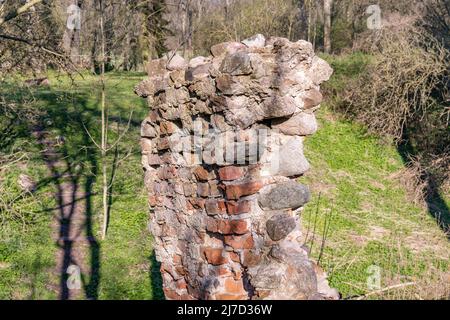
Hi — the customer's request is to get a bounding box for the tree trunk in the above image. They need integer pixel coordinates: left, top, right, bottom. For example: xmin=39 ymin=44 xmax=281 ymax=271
xmin=99 ymin=0 xmax=108 ymax=240
xmin=323 ymin=0 xmax=332 ymax=54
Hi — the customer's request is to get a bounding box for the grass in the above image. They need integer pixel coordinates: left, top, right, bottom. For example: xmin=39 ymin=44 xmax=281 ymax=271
xmin=0 ymin=71 xmax=163 ymax=299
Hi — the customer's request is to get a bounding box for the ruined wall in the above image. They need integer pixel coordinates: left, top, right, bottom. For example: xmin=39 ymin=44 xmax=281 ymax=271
xmin=135 ymin=34 xmax=338 ymax=300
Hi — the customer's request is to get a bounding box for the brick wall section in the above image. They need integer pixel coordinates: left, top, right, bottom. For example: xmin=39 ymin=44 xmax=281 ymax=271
xmin=135 ymin=34 xmax=339 ymax=300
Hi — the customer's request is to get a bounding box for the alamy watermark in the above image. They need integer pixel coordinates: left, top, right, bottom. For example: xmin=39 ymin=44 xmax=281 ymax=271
xmin=66 ymin=4 xmax=82 ymax=31
xmin=366 ymin=265 xmax=382 ymax=291
xmin=366 ymin=5 xmax=382 ymax=30
xmin=66 ymin=264 xmax=81 ymax=290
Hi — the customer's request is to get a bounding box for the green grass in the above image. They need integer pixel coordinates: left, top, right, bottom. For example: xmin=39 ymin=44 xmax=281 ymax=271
xmin=0 ymin=72 xmax=163 ymax=299
xmin=301 ymin=107 xmax=450 ymax=299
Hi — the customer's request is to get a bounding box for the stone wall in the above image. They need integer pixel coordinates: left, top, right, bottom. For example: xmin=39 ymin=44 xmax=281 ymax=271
xmin=135 ymin=34 xmax=338 ymax=300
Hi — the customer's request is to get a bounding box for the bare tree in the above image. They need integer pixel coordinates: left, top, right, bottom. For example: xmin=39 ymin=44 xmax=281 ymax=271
xmin=324 ymin=0 xmax=333 ymax=53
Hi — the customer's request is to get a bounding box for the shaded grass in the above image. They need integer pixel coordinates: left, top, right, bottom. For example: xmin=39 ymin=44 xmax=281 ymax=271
xmin=0 ymin=72 xmax=162 ymax=299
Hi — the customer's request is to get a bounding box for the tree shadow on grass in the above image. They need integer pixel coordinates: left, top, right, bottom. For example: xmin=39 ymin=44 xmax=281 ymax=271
xmin=32 ymin=91 xmax=101 ymax=300
xmin=149 ymin=251 xmax=164 ymax=300
xmin=397 ymin=130 xmax=450 ymax=239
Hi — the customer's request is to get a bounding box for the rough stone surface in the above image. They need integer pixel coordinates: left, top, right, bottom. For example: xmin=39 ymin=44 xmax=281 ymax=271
xmin=272 ymin=112 xmax=318 ymax=136
xmin=266 ymin=213 xmax=297 ymax=241
xmin=136 ymin=35 xmax=336 ymax=300
xmin=258 ymin=181 xmax=311 ymax=210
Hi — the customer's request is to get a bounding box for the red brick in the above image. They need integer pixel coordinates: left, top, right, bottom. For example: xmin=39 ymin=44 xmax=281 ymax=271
xmin=206 ymin=218 xmax=249 ymax=235
xmin=224 ymin=234 xmax=254 ymax=249
xmin=193 ymin=166 xmax=209 ymax=181
xmin=205 ymin=199 xmax=227 ymax=215
xmin=225 ymin=181 xmax=263 ymax=200
xmin=203 ymin=248 xmax=228 ymax=265
xmin=219 ymin=166 xmax=245 ymax=181
xmin=224 ymin=278 xmax=246 ymax=295
xmin=226 ymin=200 xmax=251 ymax=215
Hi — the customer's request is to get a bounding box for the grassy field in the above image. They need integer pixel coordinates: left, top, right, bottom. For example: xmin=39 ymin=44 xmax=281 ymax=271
xmin=0 ymin=67 xmax=448 ymax=300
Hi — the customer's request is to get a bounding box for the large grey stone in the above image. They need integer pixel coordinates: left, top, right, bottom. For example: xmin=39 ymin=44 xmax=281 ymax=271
xmin=308 ymin=56 xmax=334 ymax=85
xmin=277 ymin=136 xmax=310 ymax=177
xmin=210 ymin=41 xmax=246 ymax=57
xmin=266 ymin=213 xmax=296 ymax=241
xmin=166 ymin=53 xmax=187 ymax=71
xmin=260 ymin=95 xmax=298 ymax=119
xmin=272 ymin=112 xmax=318 ymax=136
xmin=258 ymin=181 xmax=310 ymax=210
xmin=220 ymin=52 xmax=253 ymax=75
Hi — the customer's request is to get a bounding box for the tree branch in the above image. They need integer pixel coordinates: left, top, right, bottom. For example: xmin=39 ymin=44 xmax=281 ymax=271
xmin=0 ymin=0 xmax=44 ymax=27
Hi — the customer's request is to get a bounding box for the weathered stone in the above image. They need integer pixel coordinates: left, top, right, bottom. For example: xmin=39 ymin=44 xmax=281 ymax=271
xmin=258 ymin=181 xmax=310 ymax=210
xmin=211 ymin=41 xmax=247 ymax=57
xmin=220 ymin=52 xmax=253 ymax=75
xmin=308 ymin=56 xmax=334 ymax=85
xmin=146 ymin=57 xmax=167 ymax=77
xmin=272 ymin=112 xmax=318 ymax=136
xmin=141 ymin=119 xmax=157 ymax=138
xmin=140 ymin=138 xmax=153 ymax=153
xmin=193 ymin=166 xmax=209 ymax=181
xmin=160 ymin=121 xmax=179 ymax=135
xmin=209 ymin=180 xmax=222 ymax=197
xmin=216 ymin=74 xmax=247 ymax=95
xmin=185 ymin=63 xmax=212 ymax=81
xmin=302 ymin=89 xmax=323 ymax=109
xmin=197 ymin=183 xmax=210 ymax=197
xmin=261 ymin=95 xmax=298 ymax=119
xmin=188 ymin=78 xmax=215 ymax=100
xmin=188 ymin=56 xmax=210 ymax=68
xmin=166 ymin=53 xmax=187 ymax=71
xmin=277 ymin=136 xmax=310 ymax=177
xmin=266 ymin=213 xmax=297 ymax=241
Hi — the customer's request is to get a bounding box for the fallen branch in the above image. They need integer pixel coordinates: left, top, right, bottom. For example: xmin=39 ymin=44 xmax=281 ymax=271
xmin=355 ymin=282 xmax=416 ymax=300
